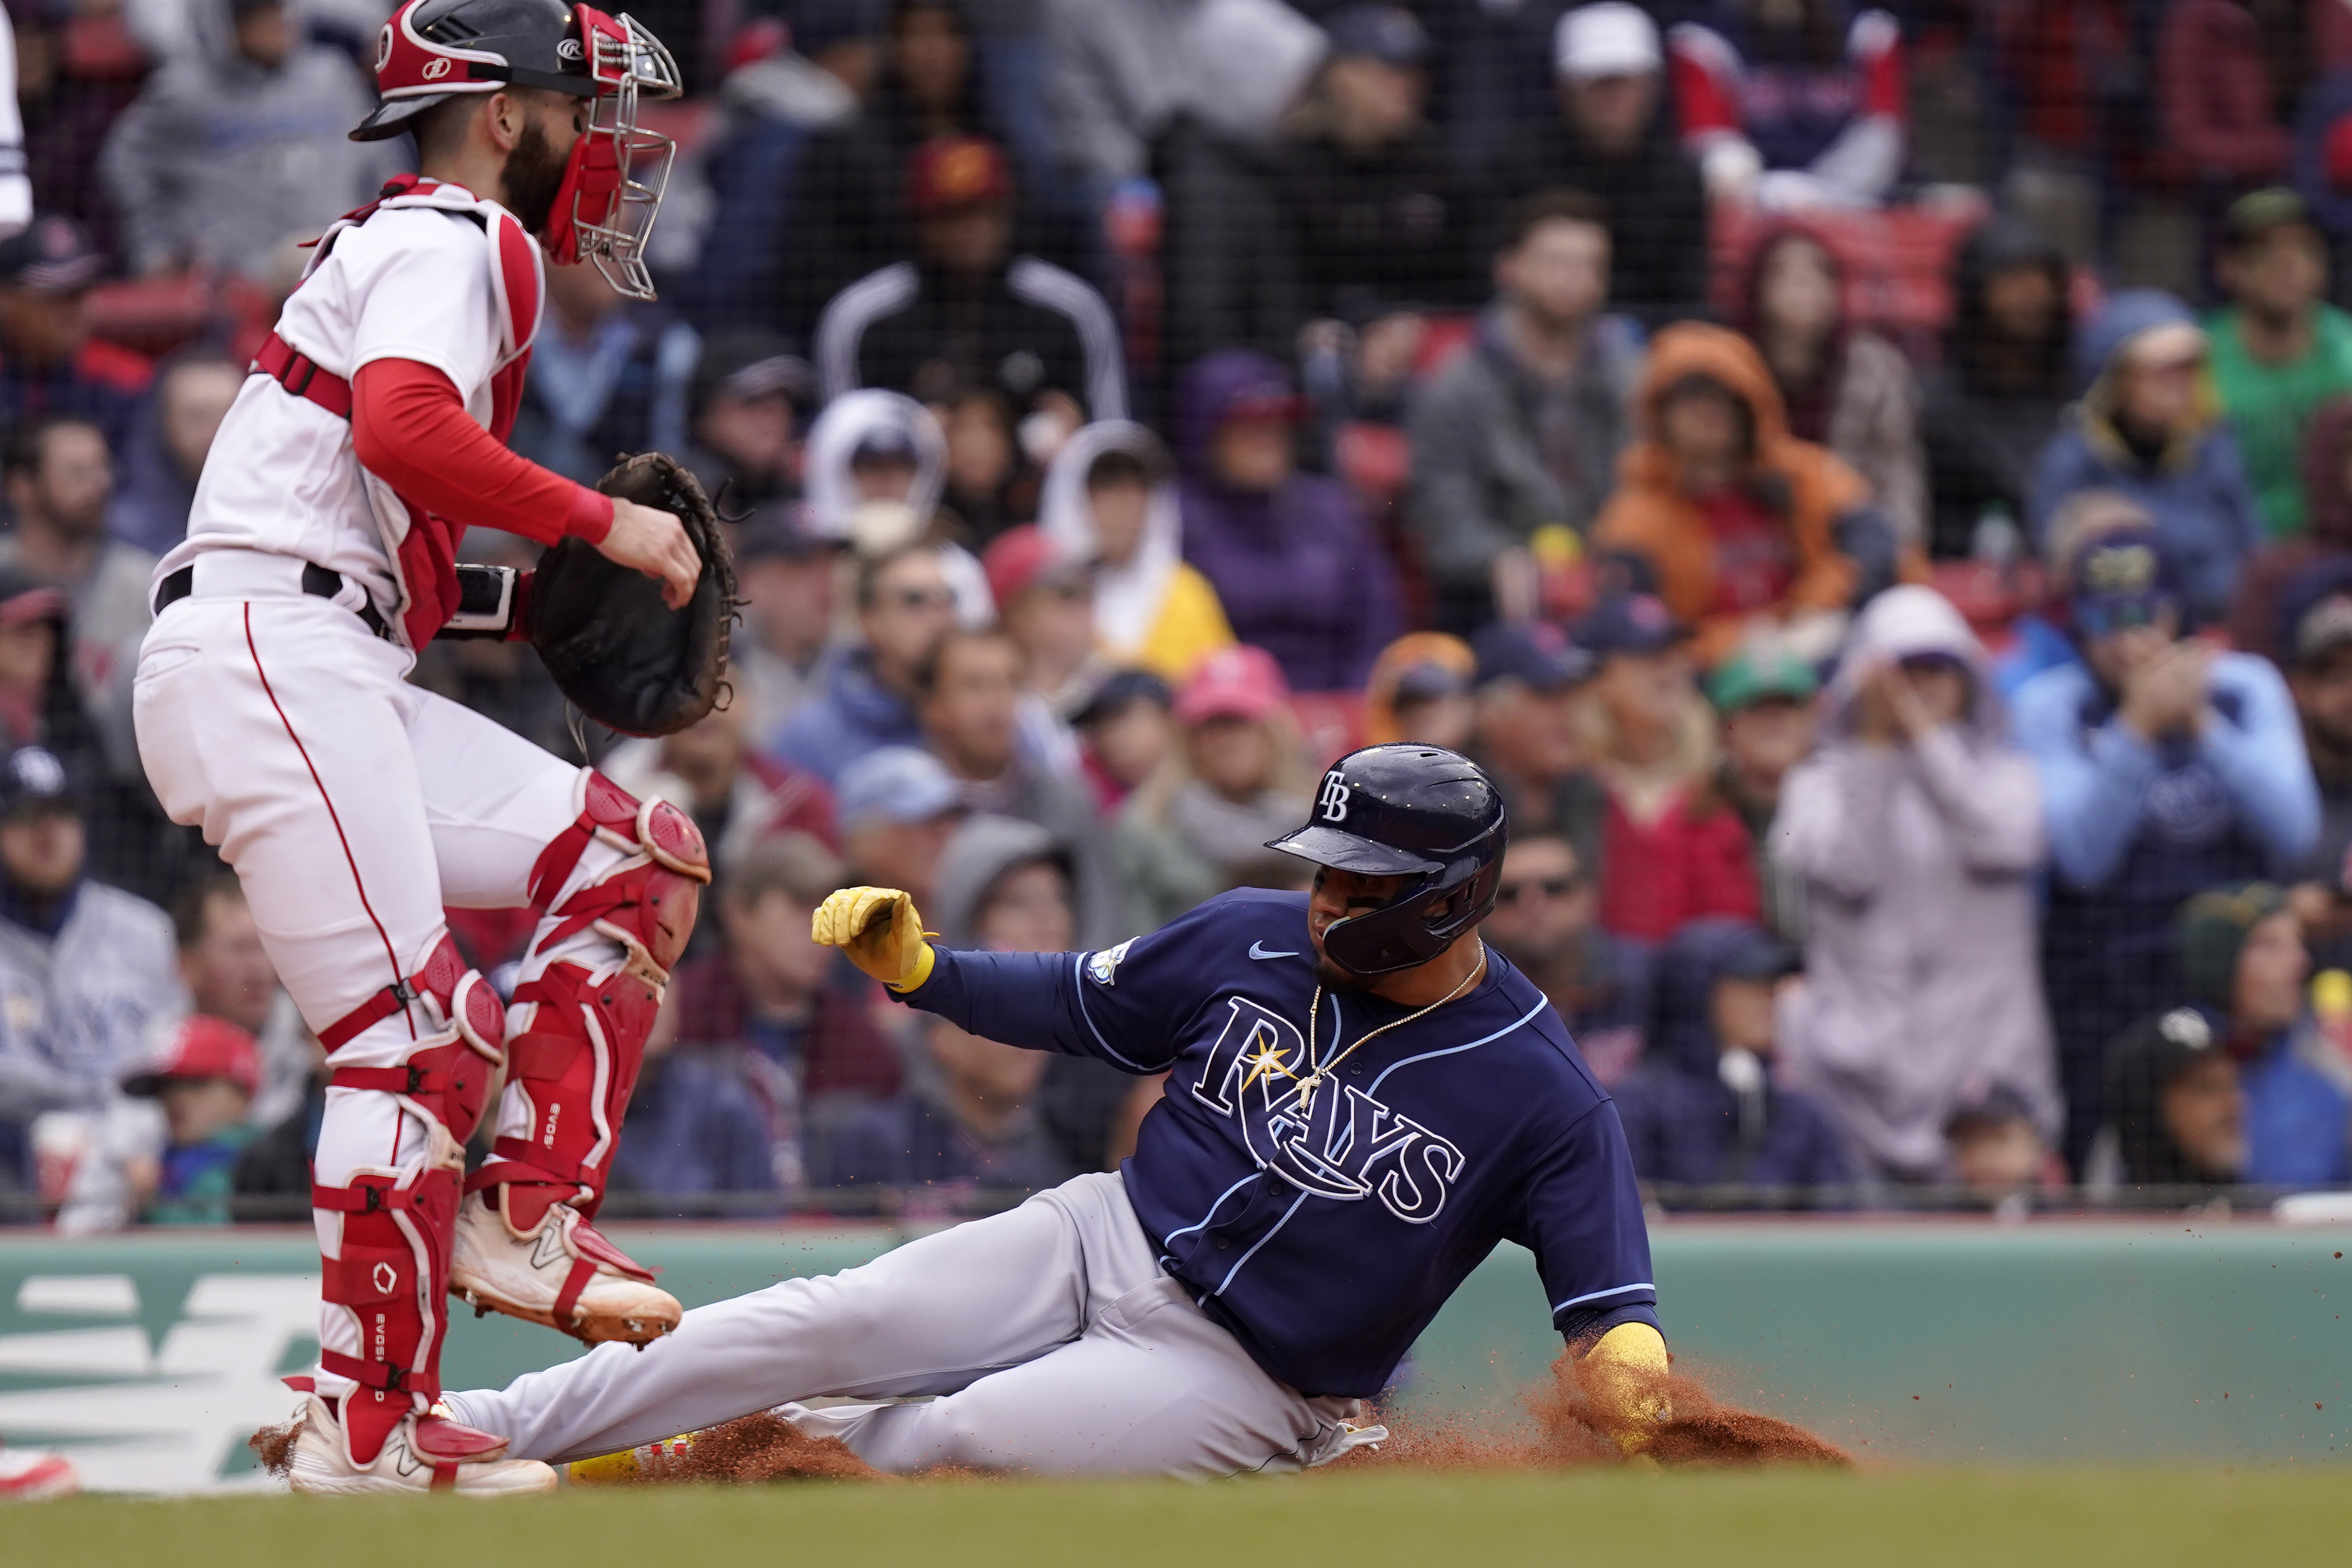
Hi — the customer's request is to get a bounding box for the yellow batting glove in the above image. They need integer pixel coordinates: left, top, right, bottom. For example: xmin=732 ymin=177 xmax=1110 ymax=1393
xmin=812 ymin=887 xmax=937 ymax=993
xmin=1580 ymin=1320 xmax=1672 ymax=1455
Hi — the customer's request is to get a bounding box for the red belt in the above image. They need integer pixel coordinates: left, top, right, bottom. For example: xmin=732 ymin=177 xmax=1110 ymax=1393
xmin=254 ymin=331 xmax=353 ymax=421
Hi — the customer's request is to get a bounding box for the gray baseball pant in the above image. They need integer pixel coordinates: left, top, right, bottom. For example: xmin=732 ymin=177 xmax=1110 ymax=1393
xmin=444 ymin=1171 xmax=1372 ymax=1478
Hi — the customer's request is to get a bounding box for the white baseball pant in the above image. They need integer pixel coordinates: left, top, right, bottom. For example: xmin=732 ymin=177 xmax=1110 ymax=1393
xmin=445 ymin=1171 xmax=1372 ymax=1478
xmin=132 ymin=556 xmax=635 ymax=1400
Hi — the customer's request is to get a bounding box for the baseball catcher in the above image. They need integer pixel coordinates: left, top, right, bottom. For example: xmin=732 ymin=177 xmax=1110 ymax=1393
xmin=135 ymin=0 xmax=729 ymax=1495
xmin=440 ymin=747 xmax=1672 ymax=1478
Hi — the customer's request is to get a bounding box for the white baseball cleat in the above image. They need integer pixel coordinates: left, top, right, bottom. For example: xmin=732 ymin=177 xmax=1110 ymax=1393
xmin=0 ymin=1443 xmax=78 ymax=1501
xmin=449 ymin=1189 xmax=681 ymax=1346
xmin=285 ymin=1396 xmax=555 ymax=1497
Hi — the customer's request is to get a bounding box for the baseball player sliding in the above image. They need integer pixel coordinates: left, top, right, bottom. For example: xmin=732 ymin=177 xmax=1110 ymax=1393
xmin=135 ymin=0 xmax=729 ymax=1496
xmin=441 ymin=746 xmax=1671 ymax=1478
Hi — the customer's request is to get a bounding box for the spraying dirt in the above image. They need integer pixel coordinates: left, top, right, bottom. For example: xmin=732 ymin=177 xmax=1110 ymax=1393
xmin=246 ymin=1356 xmax=1845 ymax=1488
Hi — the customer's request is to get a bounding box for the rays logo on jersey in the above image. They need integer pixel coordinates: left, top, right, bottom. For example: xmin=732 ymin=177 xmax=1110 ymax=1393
xmin=1189 ymin=998 xmax=1463 ymax=1223
xmin=1086 ymin=938 xmax=1136 ymax=987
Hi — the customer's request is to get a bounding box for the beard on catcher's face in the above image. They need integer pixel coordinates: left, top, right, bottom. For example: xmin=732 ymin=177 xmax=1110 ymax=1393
xmin=504 ymin=112 xmax=574 ymax=240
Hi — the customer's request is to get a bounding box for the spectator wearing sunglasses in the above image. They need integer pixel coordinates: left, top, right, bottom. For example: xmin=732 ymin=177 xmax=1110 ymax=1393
xmin=773 ymin=542 xmax=961 ymax=786
xmin=2014 ymin=529 xmax=2320 ymax=1173
xmin=1482 ymin=832 xmax=1642 ymax=1085
xmin=2026 ymin=291 xmax=2263 ymax=628
xmin=1775 ymin=587 xmax=2060 ymax=1184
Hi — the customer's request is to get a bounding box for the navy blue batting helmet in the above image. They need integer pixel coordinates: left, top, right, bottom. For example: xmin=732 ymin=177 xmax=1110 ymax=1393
xmin=1265 ymin=743 xmax=1507 ymax=976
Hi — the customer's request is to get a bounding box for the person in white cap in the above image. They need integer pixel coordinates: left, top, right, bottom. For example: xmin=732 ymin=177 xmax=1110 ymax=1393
xmin=1490 ymin=3 xmax=1707 ymax=329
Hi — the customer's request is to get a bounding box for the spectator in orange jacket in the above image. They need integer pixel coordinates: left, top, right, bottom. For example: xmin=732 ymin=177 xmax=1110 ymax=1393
xmin=1593 ymin=321 xmax=1898 ymax=670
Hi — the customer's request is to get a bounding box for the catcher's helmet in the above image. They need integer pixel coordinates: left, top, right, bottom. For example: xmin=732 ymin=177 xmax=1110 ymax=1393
xmin=355 ymin=0 xmax=681 ymax=298
xmin=1266 ymin=744 xmax=1507 ymax=976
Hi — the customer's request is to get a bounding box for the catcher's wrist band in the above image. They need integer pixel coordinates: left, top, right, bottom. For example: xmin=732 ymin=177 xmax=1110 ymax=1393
xmin=438 ymin=564 xmax=522 ymax=641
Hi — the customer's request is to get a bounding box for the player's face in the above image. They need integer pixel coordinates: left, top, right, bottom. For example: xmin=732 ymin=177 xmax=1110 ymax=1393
xmin=501 ymin=91 xmax=588 ymax=239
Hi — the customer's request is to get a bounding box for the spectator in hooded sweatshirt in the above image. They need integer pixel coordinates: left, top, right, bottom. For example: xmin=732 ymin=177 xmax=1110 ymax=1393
xmin=1594 ymin=322 xmax=1895 ymax=672
xmin=1739 ymin=222 xmax=1925 ymax=551
xmin=2205 ymin=189 xmax=2352 ymax=541
xmin=1610 ymin=918 xmax=1856 ymax=1206
xmin=1405 ymin=189 xmax=1639 ymax=634
xmin=1037 ymin=420 xmax=1234 ymax=684
xmin=106 ymin=350 xmax=239 ymax=558
xmin=1775 ymin=585 xmax=2062 ymax=1183
xmin=0 ymin=216 xmax=149 ymax=457
xmin=1174 ymin=350 xmax=1402 ymax=692
xmin=2014 ymin=527 xmax=2320 ymax=1170
xmin=1575 ymin=593 xmax=1760 ymax=949
xmin=99 ymin=0 xmax=389 ymax=284
xmin=1487 ymin=4 xmax=1709 ymax=331
xmin=1112 ymin=645 xmax=1315 ymax=935
xmin=2144 ymin=882 xmax=2352 ymax=1189
xmin=2102 ymin=1004 xmax=2247 ymax=1193
xmin=682 ymin=334 xmax=815 ymax=510
xmin=2026 ymin=290 xmax=2263 ymax=628
xmin=813 ymin=812 xmax=1083 ymax=1195
xmin=1921 ymin=212 xmax=2077 ymax=560
xmin=815 ymin=132 xmax=1123 ymax=422
xmin=772 ymin=540 xmax=959 ymax=784
xmin=1668 ymin=1 xmax=1906 ymax=211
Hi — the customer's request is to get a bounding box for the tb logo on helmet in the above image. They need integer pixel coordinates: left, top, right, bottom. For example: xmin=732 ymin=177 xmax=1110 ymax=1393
xmin=1317 ymin=771 xmax=1351 ymax=824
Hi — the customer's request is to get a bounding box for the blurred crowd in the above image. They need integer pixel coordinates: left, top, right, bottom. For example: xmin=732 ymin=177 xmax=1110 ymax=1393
xmin=12 ymin=0 xmax=2352 ymax=1225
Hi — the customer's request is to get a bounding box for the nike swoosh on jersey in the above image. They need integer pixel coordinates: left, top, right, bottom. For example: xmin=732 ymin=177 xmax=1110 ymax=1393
xmin=1248 ymin=941 xmax=1300 ymax=960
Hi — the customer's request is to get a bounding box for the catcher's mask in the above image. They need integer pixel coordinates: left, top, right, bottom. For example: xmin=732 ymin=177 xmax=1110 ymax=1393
xmin=355 ymin=0 xmax=682 ymax=300
xmin=1266 ymin=744 xmax=1508 ymax=977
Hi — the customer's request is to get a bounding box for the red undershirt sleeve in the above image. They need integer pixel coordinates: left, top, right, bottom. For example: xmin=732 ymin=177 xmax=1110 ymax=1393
xmin=351 ymin=359 xmax=613 ymax=546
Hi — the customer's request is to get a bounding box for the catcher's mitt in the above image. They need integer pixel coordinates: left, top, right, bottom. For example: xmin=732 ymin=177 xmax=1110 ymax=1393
xmin=528 ymin=452 xmax=738 ymax=737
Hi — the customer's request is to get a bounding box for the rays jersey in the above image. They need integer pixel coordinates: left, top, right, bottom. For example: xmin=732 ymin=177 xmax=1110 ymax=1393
xmin=898 ymin=888 xmax=1657 ymax=1398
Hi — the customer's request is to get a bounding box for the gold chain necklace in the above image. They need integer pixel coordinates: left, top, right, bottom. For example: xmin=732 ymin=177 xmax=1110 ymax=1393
xmin=1294 ymin=941 xmax=1489 ymax=1111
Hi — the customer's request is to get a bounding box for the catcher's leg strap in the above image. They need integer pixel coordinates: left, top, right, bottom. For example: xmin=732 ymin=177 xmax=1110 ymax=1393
xmin=311 ymin=1165 xmax=461 ymax=1465
xmin=319 ymin=930 xmax=506 ymax=1145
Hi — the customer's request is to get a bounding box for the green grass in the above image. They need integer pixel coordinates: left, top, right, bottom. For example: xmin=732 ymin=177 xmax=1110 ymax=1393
xmin=16 ymin=1469 xmax=2352 ymax=1567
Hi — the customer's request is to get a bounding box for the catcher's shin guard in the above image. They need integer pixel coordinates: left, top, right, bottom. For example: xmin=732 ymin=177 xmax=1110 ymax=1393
xmin=308 ymin=1163 xmax=462 ymax=1466
xmin=308 ymin=931 xmax=509 ymax=1465
xmin=456 ymin=772 xmax=704 ymax=1342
